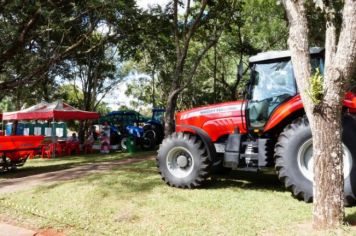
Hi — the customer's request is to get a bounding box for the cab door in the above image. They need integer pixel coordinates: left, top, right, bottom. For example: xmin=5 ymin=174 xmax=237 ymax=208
xmin=246 ymin=57 xmax=325 ymax=131
xmin=247 ymin=60 xmax=297 ymax=130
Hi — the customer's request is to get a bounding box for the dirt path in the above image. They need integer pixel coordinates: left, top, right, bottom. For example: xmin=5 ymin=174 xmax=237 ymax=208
xmin=0 ymin=156 xmax=154 ymax=194
xmin=0 ymin=219 xmax=66 ymax=236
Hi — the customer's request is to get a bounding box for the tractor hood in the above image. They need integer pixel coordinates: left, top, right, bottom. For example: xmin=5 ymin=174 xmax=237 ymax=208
xmin=176 ymin=100 xmax=246 ymax=128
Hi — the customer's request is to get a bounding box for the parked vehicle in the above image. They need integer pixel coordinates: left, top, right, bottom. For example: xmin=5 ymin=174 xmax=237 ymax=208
xmin=100 ymin=110 xmax=155 ymax=150
xmin=156 ymin=48 xmax=356 ymax=204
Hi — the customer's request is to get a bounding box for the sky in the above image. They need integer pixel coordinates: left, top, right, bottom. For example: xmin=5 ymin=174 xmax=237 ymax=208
xmin=136 ymin=0 xmax=170 ymax=9
xmin=102 ymin=0 xmax=171 ymax=111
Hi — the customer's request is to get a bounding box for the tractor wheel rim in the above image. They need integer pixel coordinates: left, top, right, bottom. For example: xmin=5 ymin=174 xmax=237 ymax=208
xmin=297 ymin=139 xmax=352 ymax=181
xmin=166 ymin=146 xmax=194 ymax=178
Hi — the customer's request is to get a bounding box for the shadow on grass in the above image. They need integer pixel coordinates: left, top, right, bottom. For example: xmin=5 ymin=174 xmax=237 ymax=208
xmin=43 ymin=159 xmax=285 ymax=196
xmin=82 ymin=162 xmax=161 ymax=194
xmin=0 ymin=151 xmax=155 ymax=181
xmin=12 ymin=157 xmax=286 ymax=197
xmin=31 ymin=170 xmax=162 ymax=196
xmin=28 ymin=158 xmax=160 ymax=195
xmin=208 ymin=170 xmax=285 ymax=192
xmin=0 ymin=163 xmax=77 ymax=180
xmin=345 ymin=205 xmax=356 ymax=225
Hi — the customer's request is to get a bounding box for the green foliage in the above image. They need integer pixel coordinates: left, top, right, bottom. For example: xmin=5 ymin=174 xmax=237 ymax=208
xmin=0 ymin=0 xmax=330 ymax=114
xmin=0 ymin=0 xmax=142 ymax=110
xmin=242 ymin=0 xmax=288 ymax=51
xmin=123 ymin=0 xmax=290 ymax=110
xmin=307 ymin=68 xmax=324 ymax=105
xmin=0 ymin=97 xmax=15 ymax=112
xmin=57 ymin=84 xmax=84 ymax=109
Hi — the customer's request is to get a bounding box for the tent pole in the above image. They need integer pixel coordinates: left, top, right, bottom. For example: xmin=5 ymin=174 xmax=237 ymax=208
xmin=52 ymin=118 xmax=56 ymax=158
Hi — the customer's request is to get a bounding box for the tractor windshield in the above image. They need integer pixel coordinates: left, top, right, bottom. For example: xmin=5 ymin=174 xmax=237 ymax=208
xmin=248 ymin=58 xmax=324 ymax=129
xmin=152 ymin=110 xmax=165 ymax=123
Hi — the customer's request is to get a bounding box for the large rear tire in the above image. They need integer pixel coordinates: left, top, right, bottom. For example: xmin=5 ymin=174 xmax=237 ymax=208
xmin=275 ymin=115 xmax=356 ymax=205
xmin=157 ymin=132 xmax=211 ymax=188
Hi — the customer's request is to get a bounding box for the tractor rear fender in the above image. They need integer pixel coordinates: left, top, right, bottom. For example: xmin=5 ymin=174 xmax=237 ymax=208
xmin=175 ymin=125 xmax=217 ymax=163
xmin=264 ymin=92 xmax=356 ymax=133
xmin=264 ymin=96 xmax=303 ymax=132
xmin=344 ymin=92 xmax=356 ymax=113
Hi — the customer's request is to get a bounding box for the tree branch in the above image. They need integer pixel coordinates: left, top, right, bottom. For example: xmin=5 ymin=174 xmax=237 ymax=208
xmin=184 ymin=34 xmax=221 ymax=89
xmin=323 ymin=1 xmax=337 ymax=88
xmin=0 ymin=8 xmax=41 ymax=65
xmin=0 ymin=23 xmax=96 ymax=91
xmin=334 ymin=0 xmax=356 ymax=81
xmin=173 ymin=0 xmax=181 ymax=59
xmin=282 ymin=0 xmax=313 ymax=117
xmin=181 ymin=0 xmax=207 ymax=58
xmin=182 ymin=0 xmax=191 ymax=42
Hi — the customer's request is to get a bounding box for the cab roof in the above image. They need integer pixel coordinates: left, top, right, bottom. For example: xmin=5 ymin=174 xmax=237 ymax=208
xmin=249 ymin=47 xmax=324 ymax=64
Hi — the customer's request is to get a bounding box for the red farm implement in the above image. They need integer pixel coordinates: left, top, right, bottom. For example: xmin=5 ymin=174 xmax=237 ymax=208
xmin=0 ymin=136 xmax=44 ymax=171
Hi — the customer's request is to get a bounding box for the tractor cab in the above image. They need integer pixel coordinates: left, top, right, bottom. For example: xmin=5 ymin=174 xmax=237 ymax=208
xmin=147 ymin=108 xmax=165 ymax=126
xmin=246 ymin=47 xmax=324 ymax=131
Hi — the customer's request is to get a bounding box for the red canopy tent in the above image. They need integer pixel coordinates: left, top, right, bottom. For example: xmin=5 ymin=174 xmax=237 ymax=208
xmin=2 ymin=101 xmax=100 ymax=158
xmin=3 ymin=101 xmax=100 ymax=121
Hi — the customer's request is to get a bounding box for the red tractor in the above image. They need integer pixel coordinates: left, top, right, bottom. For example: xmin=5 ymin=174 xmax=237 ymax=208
xmin=157 ymin=48 xmax=356 ymax=204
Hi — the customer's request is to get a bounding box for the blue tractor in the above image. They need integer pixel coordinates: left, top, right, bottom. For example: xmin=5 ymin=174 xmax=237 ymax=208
xmin=117 ymin=108 xmax=166 ymax=151
xmin=100 ymin=110 xmax=157 ymax=151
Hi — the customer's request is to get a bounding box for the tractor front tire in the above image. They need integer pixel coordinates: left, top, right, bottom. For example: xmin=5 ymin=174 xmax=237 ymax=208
xmin=275 ymin=115 xmax=356 ymax=205
xmin=141 ymin=130 xmax=156 ymax=150
xmin=144 ymin=124 xmax=164 ymax=145
xmin=157 ymin=132 xmax=211 ymax=188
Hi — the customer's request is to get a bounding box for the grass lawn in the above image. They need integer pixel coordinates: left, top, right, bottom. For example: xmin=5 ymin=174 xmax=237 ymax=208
xmin=0 ymin=151 xmax=356 ymax=235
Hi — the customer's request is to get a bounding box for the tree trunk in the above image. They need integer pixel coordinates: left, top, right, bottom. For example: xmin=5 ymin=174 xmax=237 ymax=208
xmin=312 ymin=105 xmax=344 ymax=229
xmin=282 ymin=0 xmax=356 ymax=229
xmin=164 ymin=88 xmax=180 ymax=136
xmin=78 ymin=120 xmax=85 ymax=144
xmin=213 ymin=44 xmax=217 ymax=103
xmin=151 ymin=65 xmax=156 ymax=107
xmin=41 ymin=73 xmax=50 ymax=101
xmin=163 ymin=0 xmax=209 ymax=136
xmin=313 ymin=0 xmax=356 ymax=228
